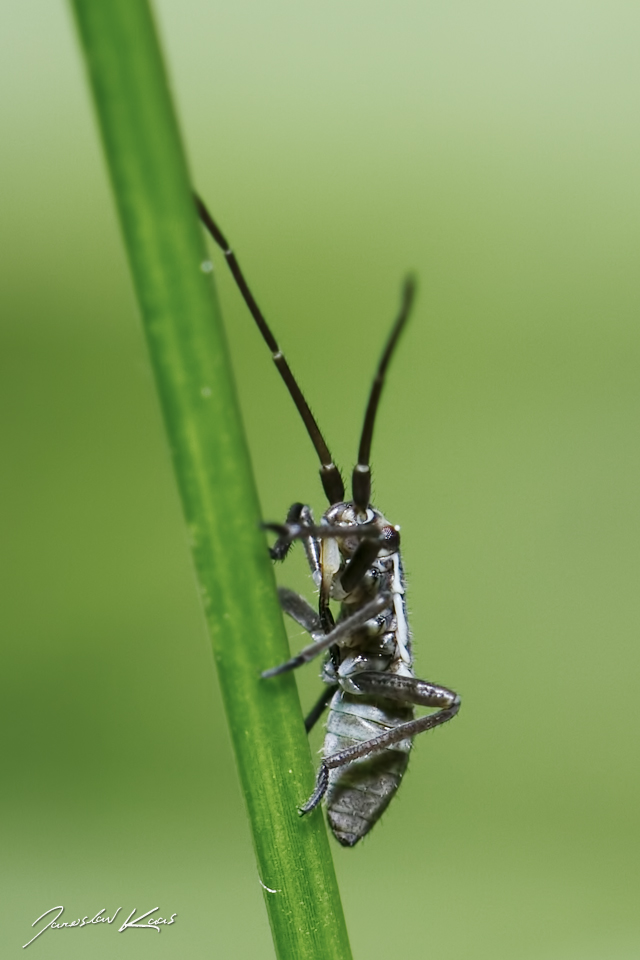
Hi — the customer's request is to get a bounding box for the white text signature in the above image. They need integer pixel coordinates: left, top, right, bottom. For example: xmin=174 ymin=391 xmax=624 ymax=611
xmin=23 ymin=906 xmax=177 ymax=947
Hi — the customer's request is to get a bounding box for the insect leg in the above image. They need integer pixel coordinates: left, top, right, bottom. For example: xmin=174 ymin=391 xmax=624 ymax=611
xmin=267 ymin=505 xmax=323 ymax=577
xmin=277 ymin=587 xmax=322 ymax=633
xmin=346 ymin=672 xmax=460 ymax=711
xmin=261 ymin=593 xmax=390 ymax=678
xmin=277 ymin=587 xmax=337 ymax=731
xmin=274 ymin=520 xmax=394 ymax=602
xmin=298 ymin=505 xmax=322 ymax=579
xmin=300 ymin=674 xmax=460 ymax=814
xmin=263 ymin=520 xmax=380 ymax=542
xmin=269 ymin=503 xmax=304 ymax=560
xmin=304 ymin=685 xmax=339 ymax=733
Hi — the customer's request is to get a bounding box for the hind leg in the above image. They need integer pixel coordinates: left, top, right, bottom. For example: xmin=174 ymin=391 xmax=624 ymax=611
xmin=300 ymin=673 xmax=460 ymax=813
xmin=303 ymin=684 xmax=339 ymax=733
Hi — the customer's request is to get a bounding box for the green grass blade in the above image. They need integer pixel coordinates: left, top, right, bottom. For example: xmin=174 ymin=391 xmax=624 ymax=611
xmin=69 ymin=2 xmax=352 ymax=957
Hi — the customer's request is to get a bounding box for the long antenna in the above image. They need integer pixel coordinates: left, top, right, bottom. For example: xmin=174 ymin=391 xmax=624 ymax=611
xmin=196 ymin=194 xmax=345 ymax=504
xmin=352 ymin=276 xmax=417 ymax=512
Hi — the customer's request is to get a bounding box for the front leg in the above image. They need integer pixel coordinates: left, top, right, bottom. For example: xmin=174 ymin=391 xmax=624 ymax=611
xmin=266 ymin=518 xmax=400 ymax=599
xmin=300 ymin=673 xmax=460 ymax=813
xmin=268 ymin=503 xmax=303 ymax=560
xmin=267 ymin=504 xmax=322 ymax=581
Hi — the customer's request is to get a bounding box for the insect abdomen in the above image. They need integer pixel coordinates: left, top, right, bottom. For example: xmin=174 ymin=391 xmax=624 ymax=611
xmin=324 ymin=691 xmax=413 ymax=846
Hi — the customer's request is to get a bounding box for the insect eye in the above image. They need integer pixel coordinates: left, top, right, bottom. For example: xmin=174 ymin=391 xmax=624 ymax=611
xmin=380 ymin=525 xmax=400 ymax=552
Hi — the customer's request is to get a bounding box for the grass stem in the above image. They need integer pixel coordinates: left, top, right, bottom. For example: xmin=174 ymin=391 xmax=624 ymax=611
xmin=70 ymin=2 xmax=352 ymax=957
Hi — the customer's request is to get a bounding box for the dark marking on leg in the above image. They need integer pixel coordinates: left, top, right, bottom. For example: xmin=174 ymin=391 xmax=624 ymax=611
xmin=299 ymin=762 xmax=330 ymax=815
xmin=304 ymin=685 xmax=338 ymax=733
xmin=269 ymin=503 xmax=304 ymax=560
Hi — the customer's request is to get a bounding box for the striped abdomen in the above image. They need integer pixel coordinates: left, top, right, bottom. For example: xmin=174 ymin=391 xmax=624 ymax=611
xmin=324 ymin=690 xmax=414 ymax=846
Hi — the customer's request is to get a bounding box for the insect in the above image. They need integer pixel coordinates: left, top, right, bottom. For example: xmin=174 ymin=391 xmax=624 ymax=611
xmin=197 ymin=195 xmax=461 ymax=846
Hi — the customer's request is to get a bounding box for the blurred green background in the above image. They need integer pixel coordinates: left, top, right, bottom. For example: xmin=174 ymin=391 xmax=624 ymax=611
xmin=2 ymin=1 xmax=639 ymax=957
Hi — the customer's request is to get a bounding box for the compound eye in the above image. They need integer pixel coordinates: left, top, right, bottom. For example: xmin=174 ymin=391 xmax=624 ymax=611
xmin=380 ymin=525 xmax=400 ymax=553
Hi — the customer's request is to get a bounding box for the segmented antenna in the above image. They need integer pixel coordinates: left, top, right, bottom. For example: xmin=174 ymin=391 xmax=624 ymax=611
xmin=352 ymin=277 xmax=417 ymax=512
xmin=196 ymin=194 xmax=345 ymax=505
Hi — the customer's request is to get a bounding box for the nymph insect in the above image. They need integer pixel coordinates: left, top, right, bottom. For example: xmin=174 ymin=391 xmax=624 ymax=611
xmin=197 ymin=196 xmax=460 ymax=846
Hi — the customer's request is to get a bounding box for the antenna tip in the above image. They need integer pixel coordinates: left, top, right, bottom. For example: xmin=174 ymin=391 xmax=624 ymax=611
xmin=402 ymin=273 xmax=418 ymax=300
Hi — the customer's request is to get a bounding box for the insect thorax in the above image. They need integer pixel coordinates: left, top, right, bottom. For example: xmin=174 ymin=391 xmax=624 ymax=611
xmin=317 ymin=501 xmax=414 ymax=684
